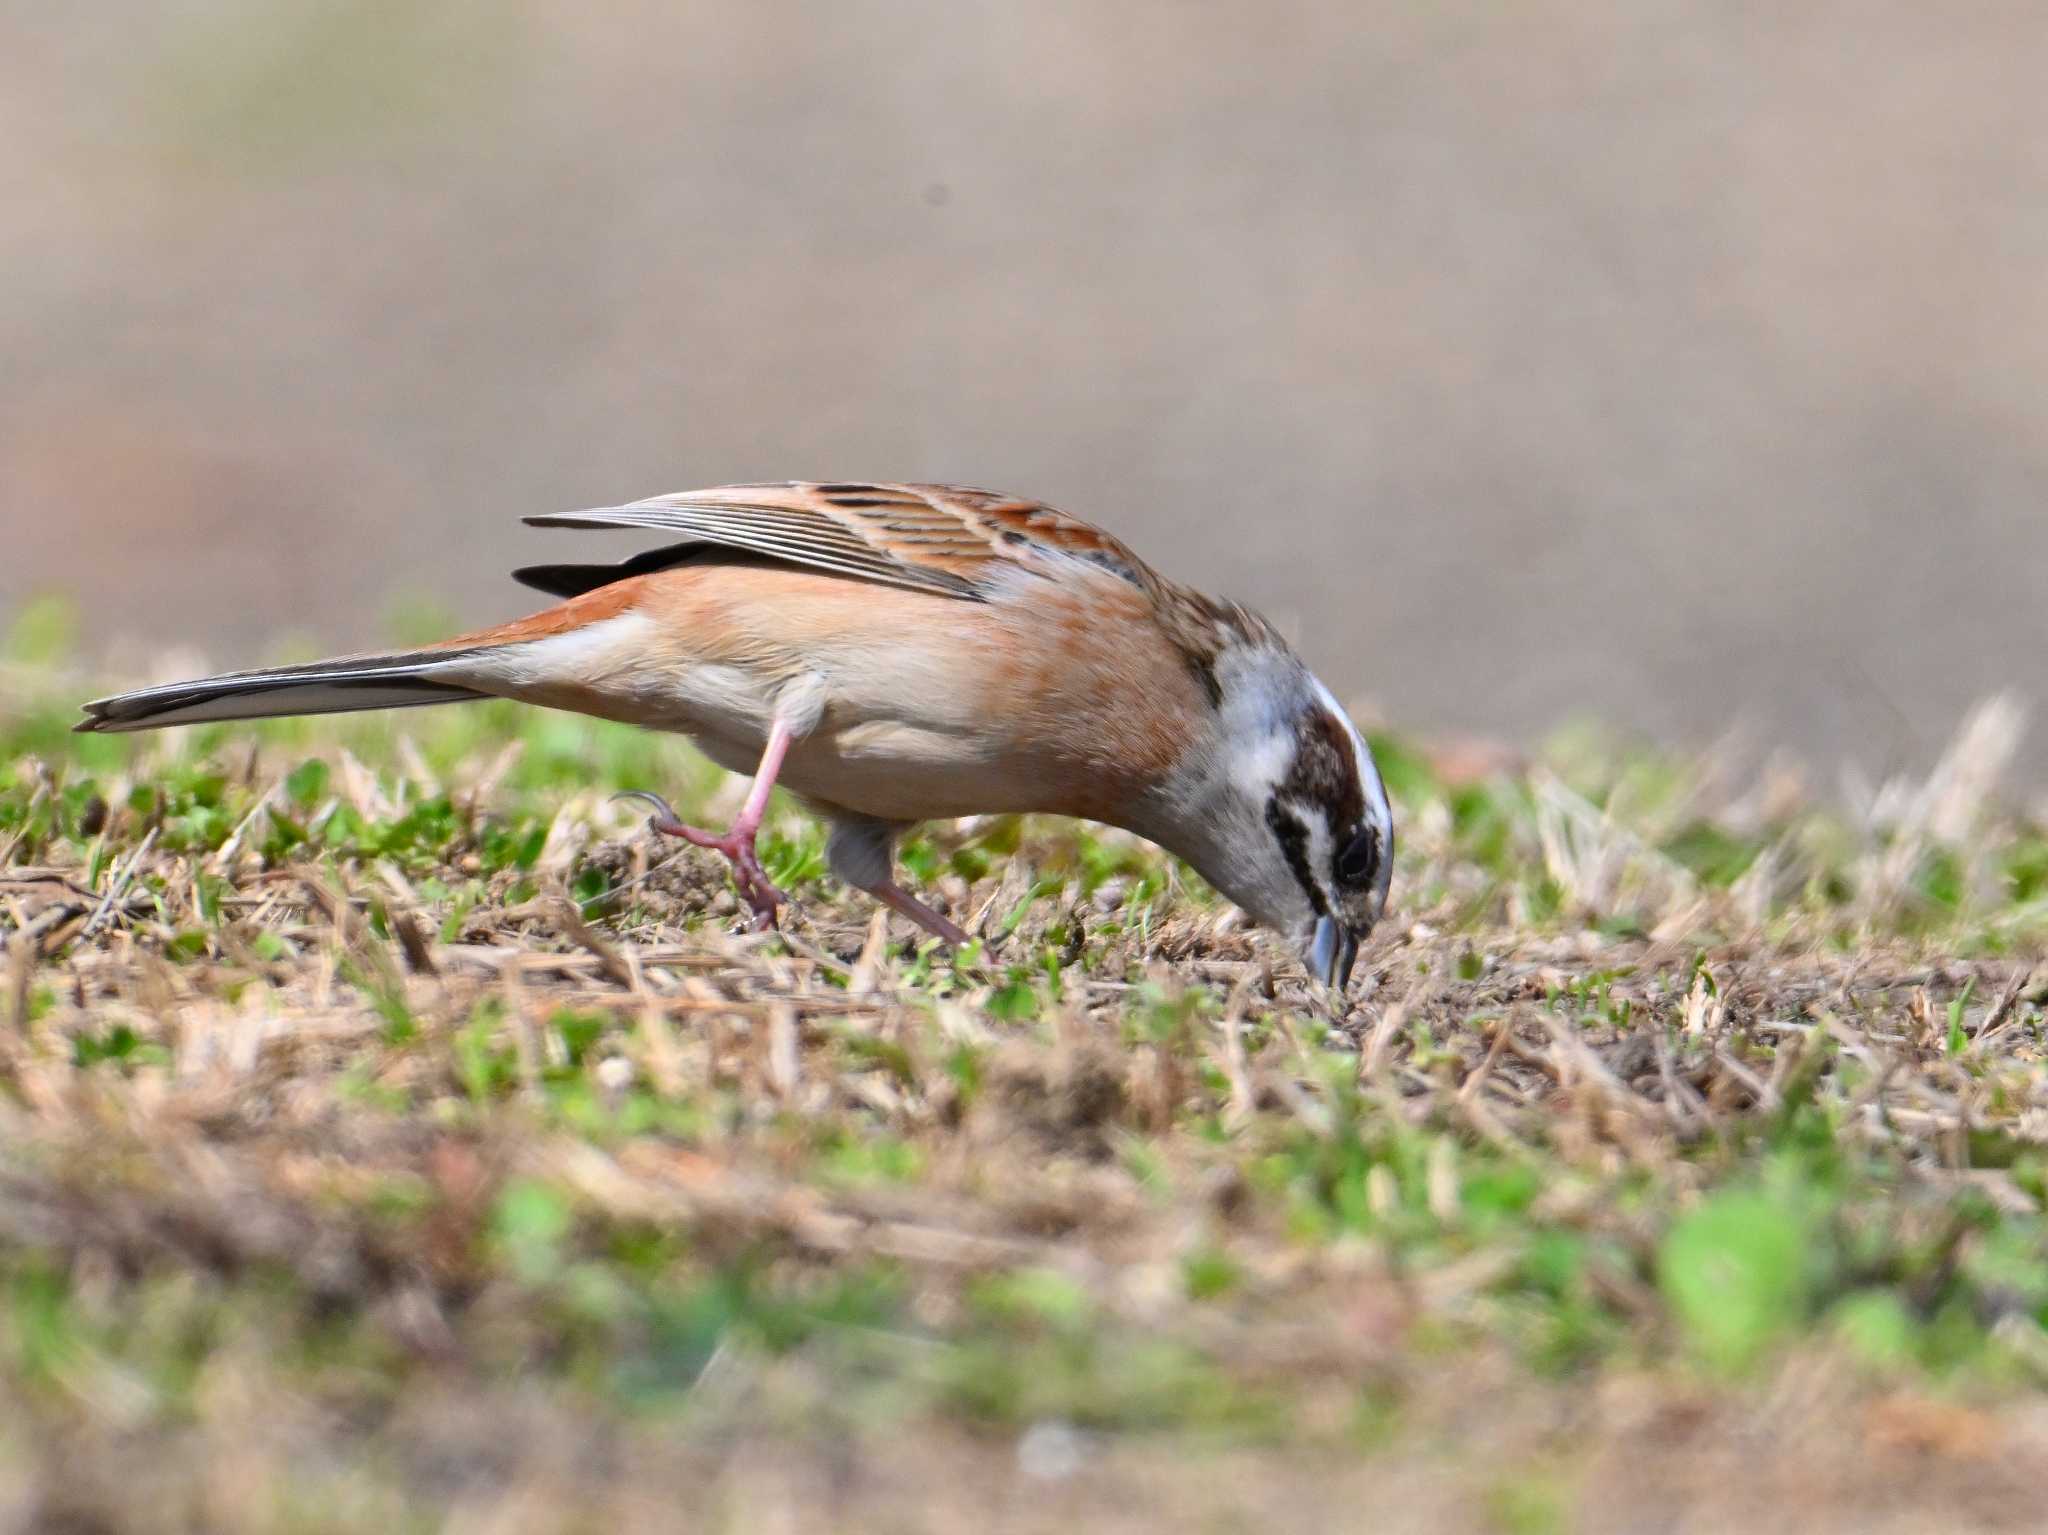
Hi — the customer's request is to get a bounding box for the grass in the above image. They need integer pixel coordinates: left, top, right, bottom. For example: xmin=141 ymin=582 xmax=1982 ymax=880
xmin=2 ymin=614 xmax=2047 ymax=1530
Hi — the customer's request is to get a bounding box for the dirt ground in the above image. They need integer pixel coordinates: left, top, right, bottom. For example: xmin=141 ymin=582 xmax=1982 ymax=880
xmin=4 ymin=681 xmax=2048 ymax=1531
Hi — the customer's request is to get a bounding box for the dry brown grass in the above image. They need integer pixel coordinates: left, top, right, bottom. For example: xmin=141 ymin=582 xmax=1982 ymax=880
xmin=2 ymin=687 xmax=2047 ymax=1531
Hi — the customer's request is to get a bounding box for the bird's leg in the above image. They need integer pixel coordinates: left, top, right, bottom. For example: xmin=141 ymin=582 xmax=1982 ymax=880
xmin=615 ymin=719 xmax=795 ymax=930
xmin=861 ymin=878 xmax=972 ymax=948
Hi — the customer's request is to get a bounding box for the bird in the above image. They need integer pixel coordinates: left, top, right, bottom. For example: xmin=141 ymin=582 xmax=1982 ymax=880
xmin=77 ymin=482 xmax=1394 ymax=986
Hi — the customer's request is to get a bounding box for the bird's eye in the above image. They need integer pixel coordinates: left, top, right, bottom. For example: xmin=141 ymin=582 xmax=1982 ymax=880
xmin=1335 ymin=827 xmax=1379 ymax=886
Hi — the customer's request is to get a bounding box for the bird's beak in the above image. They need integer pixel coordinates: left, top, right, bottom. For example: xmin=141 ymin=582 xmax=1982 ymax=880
xmin=1307 ymin=915 xmax=1361 ymax=991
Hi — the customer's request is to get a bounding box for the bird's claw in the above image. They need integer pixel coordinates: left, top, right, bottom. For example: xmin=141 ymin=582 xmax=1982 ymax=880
xmin=615 ymin=790 xmax=787 ymax=931
xmin=726 ymin=840 xmax=783 ymax=931
xmin=611 ymin=789 xmax=684 ymax=835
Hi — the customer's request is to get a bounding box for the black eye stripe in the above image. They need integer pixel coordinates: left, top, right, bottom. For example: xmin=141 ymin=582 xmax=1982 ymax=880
xmin=1264 ymin=799 xmax=1328 ymax=917
xmin=1280 ymin=712 xmax=1367 ymax=835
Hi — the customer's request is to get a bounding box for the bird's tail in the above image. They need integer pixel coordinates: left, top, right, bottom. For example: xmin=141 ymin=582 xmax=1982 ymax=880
xmin=75 ymin=647 xmax=495 ymax=734
xmin=77 ymin=581 xmax=657 ymax=735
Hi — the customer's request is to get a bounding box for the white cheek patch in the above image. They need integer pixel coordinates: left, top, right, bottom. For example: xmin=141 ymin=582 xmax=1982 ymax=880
xmin=1212 ymin=646 xmax=1298 ymax=738
xmin=1302 ymin=813 xmax=1335 ymax=881
xmin=1230 ymin=729 xmax=1296 ymax=797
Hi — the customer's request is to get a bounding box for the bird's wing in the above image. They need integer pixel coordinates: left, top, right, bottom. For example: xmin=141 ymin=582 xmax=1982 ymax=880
xmin=522 ymin=481 xmax=1160 ymax=603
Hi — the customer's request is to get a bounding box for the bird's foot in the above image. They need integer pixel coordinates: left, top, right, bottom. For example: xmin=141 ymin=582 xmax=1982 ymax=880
xmin=864 ymin=878 xmax=972 ymax=948
xmin=615 ymin=791 xmax=786 ymax=931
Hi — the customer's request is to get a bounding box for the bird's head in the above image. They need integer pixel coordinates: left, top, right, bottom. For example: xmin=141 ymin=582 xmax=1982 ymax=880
xmin=1145 ymin=643 xmax=1394 ymax=989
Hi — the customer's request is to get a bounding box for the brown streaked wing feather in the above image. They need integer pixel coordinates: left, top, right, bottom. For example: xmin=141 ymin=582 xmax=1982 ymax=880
xmin=916 ymin=485 xmax=1284 ymax=665
xmin=526 ymin=481 xmax=1160 ymax=598
xmin=888 ymin=483 xmax=1154 ymax=587
xmin=527 ymin=483 xmax=968 ymax=599
xmin=525 ymin=481 xmax=1278 ymax=663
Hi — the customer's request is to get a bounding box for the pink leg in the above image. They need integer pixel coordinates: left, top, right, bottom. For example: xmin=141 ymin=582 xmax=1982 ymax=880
xmin=864 ymin=878 xmax=971 ymax=948
xmin=616 ymin=720 xmax=795 ymax=931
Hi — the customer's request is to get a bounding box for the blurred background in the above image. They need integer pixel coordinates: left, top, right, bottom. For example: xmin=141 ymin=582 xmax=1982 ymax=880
xmin=4 ymin=0 xmax=2043 ymax=779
